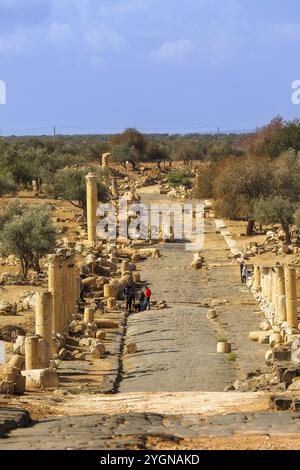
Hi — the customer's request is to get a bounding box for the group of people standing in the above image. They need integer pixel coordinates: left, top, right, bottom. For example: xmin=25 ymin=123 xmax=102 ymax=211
xmin=124 ymin=284 xmax=151 ymax=313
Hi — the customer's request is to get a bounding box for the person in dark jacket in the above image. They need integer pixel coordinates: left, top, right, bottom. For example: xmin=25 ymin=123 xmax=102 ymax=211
xmin=124 ymin=284 xmax=135 ymax=313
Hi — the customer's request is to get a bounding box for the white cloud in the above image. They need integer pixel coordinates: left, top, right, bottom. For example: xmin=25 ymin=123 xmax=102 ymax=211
xmin=47 ymin=22 xmax=74 ymax=45
xmin=0 ymin=30 xmax=27 ymax=55
xmin=85 ymin=26 xmax=126 ymax=53
xmin=151 ymin=39 xmax=194 ymax=64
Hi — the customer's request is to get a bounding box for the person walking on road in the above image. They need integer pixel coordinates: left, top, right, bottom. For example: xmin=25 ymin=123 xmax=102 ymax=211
xmin=242 ymin=264 xmax=250 ymax=284
xmin=145 ymin=286 xmax=152 ymax=310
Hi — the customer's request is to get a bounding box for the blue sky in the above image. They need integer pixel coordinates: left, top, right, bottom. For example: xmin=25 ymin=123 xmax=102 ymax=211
xmin=0 ymin=0 xmax=300 ymax=135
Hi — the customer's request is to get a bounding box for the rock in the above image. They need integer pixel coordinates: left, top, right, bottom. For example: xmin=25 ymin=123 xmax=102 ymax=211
xmin=79 ymin=338 xmax=95 ymax=347
xmin=291 ymin=347 xmax=300 ymax=364
xmin=190 ymin=259 xmax=203 ymax=270
xmin=265 ymin=350 xmax=273 ymax=365
xmin=8 ymin=355 xmax=24 ymax=370
xmin=14 ymin=374 xmax=26 ymax=394
xmin=260 ymin=320 xmax=271 ymax=332
xmin=13 ymin=336 xmax=26 ymax=355
xmin=127 ymin=343 xmax=137 ymax=354
xmin=85 ymin=328 xmax=96 ymax=338
xmin=292 ymin=339 xmax=300 ymax=349
xmin=74 ymin=352 xmax=86 ymax=361
xmin=57 ymin=348 xmax=69 ymax=360
xmin=90 ymin=342 xmax=106 ymax=359
xmin=207 ymin=309 xmax=217 ymax=320
xmin=21 ymin=369 xmax=59 ymax=390
xmin=157 ymin=301 xmax=167 ymax=309
xmin=288 ymin=378 xmax=300 ymax=391
xmin=0 ymin=380 xmax=15 ymax=394
xmin=0 ymin=301 xmax=16 ymax=316
xmin=69 ymin=320 xmax=85 ymax=335
xmin=95 ymin=330 xmax=106 ymax=340
xmin=269 ymin=333 xmax=282 ymax=347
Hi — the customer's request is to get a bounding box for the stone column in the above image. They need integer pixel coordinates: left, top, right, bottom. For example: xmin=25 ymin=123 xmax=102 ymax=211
xmin=111 ymin=177 xmax=119 ymax=197
xmin=102 ymin=153 xmax=110 ymax=168
xmin=260 ymin=267 xmax=268 ymax=298
xmin=25 ymin=336 xmax=42 ymax=370
xmin=275 ymin=266 xmax=286 ymax=322
xmin=35 ymin=291 xmax=53 ymax=361
xmin=267 ymin=269 xmax=273 ymax=304
xmin=271 ymin=269 xmax=277 ymax=311
xmin=285 ymin=267 xmax=298 ymax=328
xmin=48 ymin=255 xmax=63 ymax=335
xmin=253 ymin=266 xmax=261 ymax=290
xmin=61 ymin=257 xmax=68 ymax=329
xmin=66 ymin=255 xmax=76 ymax=322
xmin=85 ymin=173 xmax=98 ymax=244
xmin=84 ymin=307 xmax=95 ymax=324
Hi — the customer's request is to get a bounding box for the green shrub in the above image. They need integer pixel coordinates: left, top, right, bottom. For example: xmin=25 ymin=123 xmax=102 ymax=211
xmin=168 ymin=169 xmax=193 ymax=188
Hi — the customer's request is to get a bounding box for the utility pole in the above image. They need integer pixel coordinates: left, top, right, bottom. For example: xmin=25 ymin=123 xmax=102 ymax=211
xmin=53 ymin=126 xmax=56 ymax=142
xmin=217 ymin=126 xmax=220 ymax=144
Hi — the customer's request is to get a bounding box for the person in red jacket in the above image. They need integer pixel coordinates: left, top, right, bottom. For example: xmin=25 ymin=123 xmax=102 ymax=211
xmin=145 ymin=286 xmax=151 ymax=310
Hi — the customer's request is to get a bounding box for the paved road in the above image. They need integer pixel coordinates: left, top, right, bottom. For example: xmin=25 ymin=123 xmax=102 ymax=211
xmin=2 ymin=410 xmax=300 ymax=449
xmin=121 ymin=242 xmax=235 ymax=392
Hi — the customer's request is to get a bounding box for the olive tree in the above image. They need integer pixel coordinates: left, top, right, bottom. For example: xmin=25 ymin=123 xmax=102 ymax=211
xmin=51 ymin=167 xmax=109 ymax=213
xmin=0 ymin=201 xmax=57 ymax=279
xmin=253 ymin=196 xmax=295 ymax=244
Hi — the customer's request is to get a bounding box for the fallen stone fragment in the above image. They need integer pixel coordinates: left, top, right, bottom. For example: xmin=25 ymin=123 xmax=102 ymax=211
xmin=127 ymin=343 xmax=137 ymax=354
xmin=90 ymin=342 xmax=106 ymax=358
xmin=13 ymin=335 xmax=26 ymax=355
xmin=207 ymin=309 xmax=217 ymax=320
xmin=96 ymin=319 xmax=119 ymax=329
xmin=96 ymin=330 xmax=106 ymax=340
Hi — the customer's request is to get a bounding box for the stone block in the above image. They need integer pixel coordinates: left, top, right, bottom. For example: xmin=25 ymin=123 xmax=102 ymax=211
xmin=21 ymin=369 xmax=59 ymax=390
xmin=13 ymin=335 xmax=26 ymax=355
xmin=8 ymin=355 xmax=25 ymax=370
xmin=90 ymin=342 xmax=106 ymax=359
xmin=14 ymin=374 xmax=26 ymax=394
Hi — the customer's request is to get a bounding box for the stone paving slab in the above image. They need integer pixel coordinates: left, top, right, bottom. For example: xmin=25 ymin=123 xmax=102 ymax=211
xmin=0 ymin=408 xmax=31 ymax=437
xmin=2 ymin=411 xmax=300 ymax=449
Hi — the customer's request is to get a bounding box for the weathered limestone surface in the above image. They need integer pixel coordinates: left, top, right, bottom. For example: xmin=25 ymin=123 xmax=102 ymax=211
xmin=3 ymin=411 xmax=300 ymax=449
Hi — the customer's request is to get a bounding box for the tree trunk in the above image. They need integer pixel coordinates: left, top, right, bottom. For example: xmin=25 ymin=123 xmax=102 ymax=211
xmin=246 ymin=219 xmax=255 ymax=236
xmin=282 ymin=223 xmax=291 ymax=245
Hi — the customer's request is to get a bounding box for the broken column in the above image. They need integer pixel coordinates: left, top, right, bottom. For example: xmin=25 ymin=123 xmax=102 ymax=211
xmin=48 ymin=255 xmax=63 ymax=335
xmin=253 ymin=266 xmax=261 ymax=291
xmin=84 ymin=307 xmax=95 ymax=324
xmin=35 ymin=291 xmax=53 ymax=362
xmin=284 ymin=267 xmax=298 ymax=328
xmin=267 ymin=269 xmax=273 ymax=305
xmin=260 ymin=267 xmax=268 ymax=299
xmin=111 ymin=177 xmax=119 ymax=197
xmin=25 ymin=336 xmax=42 ymax=370
xmin=66 ymin=254 xmax=76 ymax=321
xmin=275 ymin=266 xmax=286 ymax=323
xmin=102 ymin=152 xmax=110 ymax=169
xmin=85 ymin=173 xmax=98 ymax=244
